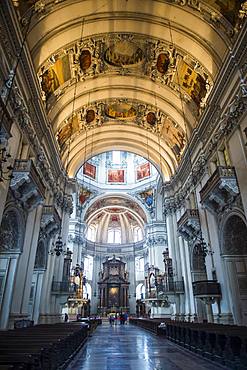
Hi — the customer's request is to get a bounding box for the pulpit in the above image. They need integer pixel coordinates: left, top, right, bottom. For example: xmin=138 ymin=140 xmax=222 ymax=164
xmin=98 ymin=256 xmax=129 ymax=311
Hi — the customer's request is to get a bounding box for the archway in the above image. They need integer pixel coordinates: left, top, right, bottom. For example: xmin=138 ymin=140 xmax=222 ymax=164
xmin=221 ymin=214 xmax=247 ymax=325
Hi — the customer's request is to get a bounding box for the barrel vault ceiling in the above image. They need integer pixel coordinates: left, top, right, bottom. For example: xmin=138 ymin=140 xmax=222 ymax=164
xmin=14 ymin=0 xmax=246 ymax=179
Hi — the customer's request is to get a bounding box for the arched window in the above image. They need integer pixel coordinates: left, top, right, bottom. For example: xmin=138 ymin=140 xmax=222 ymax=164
xmin=108 ymin=228 xmax=121 ymax=244
xmin=133 ymin=226 xmax=143 ymax=242
xmin=87 ymin=225 xmax=96 ymax=242
xmin=112 ymin=151 xmax=121 ymax=164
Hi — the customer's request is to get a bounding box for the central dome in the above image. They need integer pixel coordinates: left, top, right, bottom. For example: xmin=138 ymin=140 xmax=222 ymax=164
xmin=76 ymin=151 xmax=159 ymax=245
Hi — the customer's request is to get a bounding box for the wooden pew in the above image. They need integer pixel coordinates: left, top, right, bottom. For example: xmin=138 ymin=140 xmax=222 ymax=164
xmin=0 ymin=321 xmax=101 ymax=369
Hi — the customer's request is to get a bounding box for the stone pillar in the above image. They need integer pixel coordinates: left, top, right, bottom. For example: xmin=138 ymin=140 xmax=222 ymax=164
xmin=31 ymin=269 xmax=45 ymax=324
xmin=126 ymin=256 xmax=136 ymax=314
xmin=90 ymin=255 xmax=100 ymax=314
xmin=145 ymin=221 xmax=167 ymax=271
xmin=10 ymin=205 xmax=43 ymax=327
xmin=39 ymin=243 xmax=56 ymax=323
xmin=0 ymin=253 xmax=20 ymax=329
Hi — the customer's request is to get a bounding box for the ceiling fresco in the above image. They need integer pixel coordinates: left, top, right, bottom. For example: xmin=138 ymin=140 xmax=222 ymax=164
xmin=56 ymin=98 xmax=186 ymax=160
xmin=104 ymin=40 xmax=144 ymax=67
xmin=11 ymin=0 xmax=247 ymax=178
xmin=85 ymin=197 xmax=147 ymax=223
xmin=38 ymin=33 xmax=212 ymax=116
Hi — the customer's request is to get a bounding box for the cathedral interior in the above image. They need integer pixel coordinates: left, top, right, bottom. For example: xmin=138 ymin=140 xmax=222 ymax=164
xmin=0 ymin=0 xmax=247 ymax=369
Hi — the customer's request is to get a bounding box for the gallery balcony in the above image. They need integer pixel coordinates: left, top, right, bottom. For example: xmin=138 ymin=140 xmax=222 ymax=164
xmin=192 ymin=280 xmax=221 ymax=299
xmin=51 ymin=281 xmax=75 ymax=295
xmin=177 ymin=209 xmax=200 ymax=241
xmin=41 ymin=205 xmax=61 ymax=237
xmin=10 ymin=159 xmax=46 ymax=209
xmin=200 ymin=166 xmax=239 ymax=214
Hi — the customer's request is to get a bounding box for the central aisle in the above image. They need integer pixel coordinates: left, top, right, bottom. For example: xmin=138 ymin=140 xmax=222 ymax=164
xmin=66 ymin=322 xmax=227 ymax=370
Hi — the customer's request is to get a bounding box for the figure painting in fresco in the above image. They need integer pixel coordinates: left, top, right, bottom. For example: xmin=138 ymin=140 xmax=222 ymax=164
xmin=146 ymin=112 xmax=156 ymax=126
xmin=57 ymin=116 xmax=79 ymax=149
xmin=104 ymin=40 xmax=143 ymax=67
xmin=108 ymin=169 xmax=125 ymax=183
xmin=79 ymin=188 xmax=91 ymax=205
xmin=41 ymin=55 xmax=71 ymax=100
xmin=85 ymin=109 xmax=96 ymax=124
xmin=139 ymin=189 xmax=154 ymax=208
xmin=41 ymin=69 xmax=59 ymax=99
xmin=156 ymin=53 xmax=170 ymax=75
xmin=83 ymin=162 xmax=96 ymax=179
xmin=79 ymin=50 xmax=92 ymax=72
xmin=106 ymin=103 xmax=136 ymax=120
xmin=160 ymin=118 xmax=185 ymax=157
xmin=136 ymin=162 xmax=151 ymax=181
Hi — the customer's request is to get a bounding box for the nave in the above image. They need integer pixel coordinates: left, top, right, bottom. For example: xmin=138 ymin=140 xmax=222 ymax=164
xmin=66 ymin=322 xmax=227 ymax=370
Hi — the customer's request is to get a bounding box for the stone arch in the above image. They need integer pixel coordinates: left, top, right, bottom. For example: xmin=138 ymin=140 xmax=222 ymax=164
xmin=34 ymin=239 xmax=48 ymax=269
xmin=0 ymin=205 xmax=25 ymax=253
xmin=221 ymin=213 xmax=247 ymax=256
xmin=219 ymin=212 xmax=247 ymax=325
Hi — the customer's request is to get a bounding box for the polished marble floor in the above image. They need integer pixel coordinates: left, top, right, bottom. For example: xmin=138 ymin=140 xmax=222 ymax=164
xmin=66 ymin=322 xmax=229 ymax=370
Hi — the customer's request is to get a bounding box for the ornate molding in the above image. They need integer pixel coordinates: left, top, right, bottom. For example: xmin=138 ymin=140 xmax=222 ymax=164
xmin=177 ymin=209 xmax=200 ymax=241
xmin=200 ymin=166 xmax=240 ymax=214
xmin=56 ymin=97 xmax=186 ymax=161
xmin=146 ymin=235 xmax=168 ymax=247
xmin=10 ymin=159 xmax=46 ymax=210
xmin=38 ymin=32 xmax=212 ymax=122
xmin=40 ymin=205 xmax=61 ymax=239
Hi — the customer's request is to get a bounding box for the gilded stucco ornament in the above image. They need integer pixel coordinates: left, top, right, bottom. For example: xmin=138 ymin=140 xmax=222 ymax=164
xmin=38 ymin=33 xmax=212 ymax=117
xmin=56 ymin=98 xmax=186 ymax=160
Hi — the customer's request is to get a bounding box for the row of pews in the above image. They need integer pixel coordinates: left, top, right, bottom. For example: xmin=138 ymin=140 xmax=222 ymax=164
xmin=0 ymin=319 xmax=102 ymax=370
xmin=129 ymin=317 xmax=168 ymax=335
xmin=130 ymin=318 xmax=247 ymax=369
xmin=166 ymin=321 xmax=247 ymax=370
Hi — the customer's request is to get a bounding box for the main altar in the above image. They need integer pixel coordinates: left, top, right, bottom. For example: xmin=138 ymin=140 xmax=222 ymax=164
xmin=97 ymin=256 xmax=130 ymax=313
